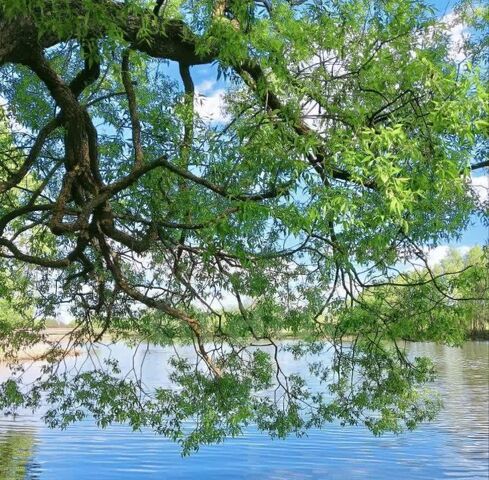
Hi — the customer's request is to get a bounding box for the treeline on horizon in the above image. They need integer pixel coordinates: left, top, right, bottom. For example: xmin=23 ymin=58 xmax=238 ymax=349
xmin=1 ymin=246 xmax=487 ymax=343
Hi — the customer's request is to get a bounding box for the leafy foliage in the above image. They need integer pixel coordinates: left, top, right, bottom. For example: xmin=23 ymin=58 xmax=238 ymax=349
xmin=0 ymin=0 xmax=487 ymax=453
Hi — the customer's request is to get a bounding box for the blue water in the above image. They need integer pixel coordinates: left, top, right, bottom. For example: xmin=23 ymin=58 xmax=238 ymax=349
xmin=1 ymin=342 xmax=488 ymax=479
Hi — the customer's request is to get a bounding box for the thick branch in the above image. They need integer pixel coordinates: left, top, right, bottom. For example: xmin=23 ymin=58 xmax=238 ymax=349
xmin=0 ymin=117 xmax=61 ymax=194
xmin=153 ymin=155 xmax=293 ymax=201
xmin=0 ymin=2 xmax=216 ymax=67
xmin=471 ymin=160 xmax=489 ymax=171
xmin=121 ymin=50 xmax=144 ymax=168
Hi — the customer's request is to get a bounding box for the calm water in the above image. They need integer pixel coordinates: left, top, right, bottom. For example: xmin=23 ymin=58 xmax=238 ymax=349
xmin=0 ymin=341 xmax=488 ymax=479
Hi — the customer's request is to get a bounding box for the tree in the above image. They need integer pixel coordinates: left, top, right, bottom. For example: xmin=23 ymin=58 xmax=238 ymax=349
xmin=0 ymin=0 xmax=487 ymax=453
xmin=338 ymin=246 xmax=489 ymax=345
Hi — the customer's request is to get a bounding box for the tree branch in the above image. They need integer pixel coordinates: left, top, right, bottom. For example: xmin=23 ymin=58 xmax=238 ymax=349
xmin=121 ymin=49 xmax=144 ymax=168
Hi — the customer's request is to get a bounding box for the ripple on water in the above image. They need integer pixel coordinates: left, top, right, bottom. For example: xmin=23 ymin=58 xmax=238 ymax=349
xmin=0 ymin=341 xmax=488 ymax=480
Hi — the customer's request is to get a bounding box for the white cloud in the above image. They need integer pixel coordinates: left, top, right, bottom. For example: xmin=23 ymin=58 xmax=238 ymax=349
xmin=425 ymin=245 xmax=471 ymax=268
xmin=470 ymin=174 xmax=488 ymax=204
xmin=441 ymin=11 xmax=468 ymax=63
xmin=399 ymin=244 xmax=473 ymax=272
xmin=194 ymin=80 xmax=230 ymax=123
xmin=195 ymin=89 xmax=229 ymax=123
xmin=196 ymin=80 xmax=217 ymax=94
xmin=0 ymin=95 xmax=27 ymax=134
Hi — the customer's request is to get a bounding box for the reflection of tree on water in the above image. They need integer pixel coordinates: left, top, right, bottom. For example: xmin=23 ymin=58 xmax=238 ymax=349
xmin=0 ymin=430 xmax=40 ymax=480
xmin=410 ymin=342 xmax=489 ymax=466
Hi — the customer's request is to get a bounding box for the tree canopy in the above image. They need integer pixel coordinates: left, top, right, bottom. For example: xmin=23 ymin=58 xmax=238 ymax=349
xmin=0 ymin=0 xmax=488 ymax=453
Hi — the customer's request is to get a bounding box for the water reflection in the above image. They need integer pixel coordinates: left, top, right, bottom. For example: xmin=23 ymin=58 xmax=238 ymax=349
xmin=0 ymin=429 xmax=40 ymax=480
xmin=0 ymin=341 xmax=487 ymax=479
xmin=409 ymin=342 xmax=489 ymax=477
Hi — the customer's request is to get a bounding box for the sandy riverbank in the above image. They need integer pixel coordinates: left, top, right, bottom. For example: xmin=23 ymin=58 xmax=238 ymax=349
xmin=0 ymin=327 xmax=81 ymax=362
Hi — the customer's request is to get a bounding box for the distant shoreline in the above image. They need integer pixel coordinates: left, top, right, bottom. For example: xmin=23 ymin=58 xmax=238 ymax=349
xmin=2 ymin=326 xmax=487 ymax=363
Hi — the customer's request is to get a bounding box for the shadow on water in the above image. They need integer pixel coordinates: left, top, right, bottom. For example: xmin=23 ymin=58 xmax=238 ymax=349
xmin=0 ymin=429 xmax=40 ymax=480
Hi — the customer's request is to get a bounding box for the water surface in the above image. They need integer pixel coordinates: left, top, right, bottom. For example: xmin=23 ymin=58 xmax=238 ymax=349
xmin=1 ymin=341 xmax=487 ymax=479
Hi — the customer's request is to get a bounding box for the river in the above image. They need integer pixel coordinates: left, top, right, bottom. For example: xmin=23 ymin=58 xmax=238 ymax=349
xmin=0 ymin=341 xmax=488 ymax=479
